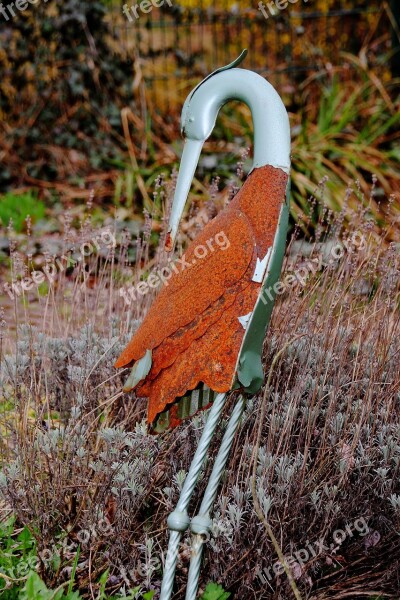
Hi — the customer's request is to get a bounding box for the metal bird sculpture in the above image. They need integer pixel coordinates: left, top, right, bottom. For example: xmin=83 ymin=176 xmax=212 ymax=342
xmin=115 ymin=50 xmax=291 ymax=600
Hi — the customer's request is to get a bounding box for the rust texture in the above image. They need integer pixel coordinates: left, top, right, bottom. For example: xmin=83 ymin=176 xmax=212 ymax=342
xmin=115 ymin=164 xmax=288 ymax=428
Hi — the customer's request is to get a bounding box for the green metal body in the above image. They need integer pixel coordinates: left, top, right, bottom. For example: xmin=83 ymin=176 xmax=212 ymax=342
xmin=236 ymin=182 xmax=290 ymax=392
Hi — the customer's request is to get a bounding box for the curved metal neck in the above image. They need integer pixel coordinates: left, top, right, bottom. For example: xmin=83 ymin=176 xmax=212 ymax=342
xmin=183 ymin=68 xmax=291 ymax=173
xmin=166 ymin=68 xmax=291 ymax=249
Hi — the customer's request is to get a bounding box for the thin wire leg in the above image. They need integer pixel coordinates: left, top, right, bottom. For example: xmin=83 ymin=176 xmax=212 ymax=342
xmin=185 ymin=395 xmax=246 ymax=600
xmin=159 ymin=392 xmax=228 ymax=600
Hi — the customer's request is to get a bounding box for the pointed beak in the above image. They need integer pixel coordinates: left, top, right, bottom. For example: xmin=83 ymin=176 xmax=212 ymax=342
xmin=165 ymin=138 xmax=204 ymax=251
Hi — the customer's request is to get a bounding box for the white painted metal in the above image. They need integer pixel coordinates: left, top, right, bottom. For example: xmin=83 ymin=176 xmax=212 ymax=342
xmin=185 ymin=395 xmax=246 ymax=600
xmin=167 ymin=67 xmax=291 ymax=246
xmin=159 ymin=392 xmax=228 ymax=600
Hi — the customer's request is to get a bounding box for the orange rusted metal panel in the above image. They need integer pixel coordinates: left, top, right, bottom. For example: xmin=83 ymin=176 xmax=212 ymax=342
xmin=115 ymin=164 xmax=288 ymax=428
xmin=139 ymin=280 xmax=260 ymax=424
xmin=114 ymin=209 xmax=254 ymax=368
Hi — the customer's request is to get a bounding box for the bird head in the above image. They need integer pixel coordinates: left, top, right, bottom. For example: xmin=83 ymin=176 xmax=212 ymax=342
xmin=165 ymin=50 xmax=248 ymax=251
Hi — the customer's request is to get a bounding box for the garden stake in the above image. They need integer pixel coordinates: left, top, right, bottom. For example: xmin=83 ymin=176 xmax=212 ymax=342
xmin=185 ymin=394 xmax=246 ymax=600
xmin=115 ymin=50 xmax=291 ymax=599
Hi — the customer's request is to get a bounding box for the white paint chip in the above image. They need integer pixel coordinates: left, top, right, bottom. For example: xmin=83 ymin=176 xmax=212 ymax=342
xmin=252 ymin=248 xmax=272 ymax=283
xmin=238 ymin=311 xmax=253 ymax=330
xmin=123 ymin=348 xmax=152 ymax=392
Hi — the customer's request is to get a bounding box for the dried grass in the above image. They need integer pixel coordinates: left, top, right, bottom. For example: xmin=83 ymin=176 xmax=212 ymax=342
xmin=0 ymin=176 xmax=399 ymax=599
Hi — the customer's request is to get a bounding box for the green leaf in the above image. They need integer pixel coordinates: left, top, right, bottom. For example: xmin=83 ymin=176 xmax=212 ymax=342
xmin=0 ymin=192 xmax=45 ymax=233
xmin=20 ymin=571 xmax=52 ymax=599
xmin=97 ymin=569 xmax=109 ymax=600
xmin=67 ymin=546 xmax=80 ymax=595
xmin=199 ymin=582 xmax=231 ymax=600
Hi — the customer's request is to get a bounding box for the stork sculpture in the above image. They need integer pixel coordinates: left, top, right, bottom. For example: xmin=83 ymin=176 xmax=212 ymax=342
xmin=115 ymin=50 xmax=291 ymax=600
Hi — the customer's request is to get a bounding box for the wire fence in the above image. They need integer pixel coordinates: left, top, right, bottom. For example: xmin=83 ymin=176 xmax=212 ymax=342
xmin=111 ymin=0 xmax=397 ymax=112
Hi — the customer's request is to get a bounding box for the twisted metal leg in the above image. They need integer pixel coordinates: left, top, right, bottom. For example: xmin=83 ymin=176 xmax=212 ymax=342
xmin=159 ymin=392 xmax=228 ymax=600
xmin=185 ymin=395 xmax=246 ymax=600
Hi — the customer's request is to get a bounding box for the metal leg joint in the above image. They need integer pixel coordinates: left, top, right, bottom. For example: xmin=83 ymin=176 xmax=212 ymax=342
xmin=190 ymin=513 xmax=212 ymax=536
xmin=167 ymin=510 xmax=191 ymax=532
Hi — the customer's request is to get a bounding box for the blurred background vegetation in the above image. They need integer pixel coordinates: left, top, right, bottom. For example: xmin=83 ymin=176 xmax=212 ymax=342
xmin=0 ymin=0 xmax=399 ymax=234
